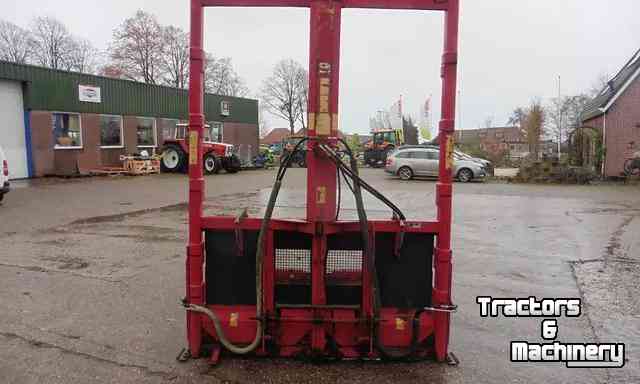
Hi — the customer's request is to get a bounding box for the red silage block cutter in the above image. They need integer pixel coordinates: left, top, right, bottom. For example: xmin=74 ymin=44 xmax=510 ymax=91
xmin=182 ymin=0 xmax=459 ymax=364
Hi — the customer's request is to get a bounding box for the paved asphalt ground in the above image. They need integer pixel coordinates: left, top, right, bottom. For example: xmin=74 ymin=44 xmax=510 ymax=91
xmin=0 ymin=169 xmax=638 ymax=383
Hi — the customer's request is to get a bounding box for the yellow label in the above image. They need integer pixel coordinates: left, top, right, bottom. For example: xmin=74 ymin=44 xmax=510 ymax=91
xmin=308 ymin=113 xmax=316 ymax=132
xmin=317 ymin=113 xmax=331 ymax=136
xmin=189 ymin=131 xmax=198 ymax=165
xmin=316 ymin=186 xmax=327 ymax=204
xmin=395 ymin=318 xmax=406 ymax=331
xmin=445 ymin=135 xmax=454 ymax=170
xmin=229 ymin=312 xmax=239 ymax=328
xmin=319 ymin=78 xmax=330 ymax=113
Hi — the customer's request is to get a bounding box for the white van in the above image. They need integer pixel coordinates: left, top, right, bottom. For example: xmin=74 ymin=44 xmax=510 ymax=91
xmin=0 ymin=145 xmax=10 ymax=202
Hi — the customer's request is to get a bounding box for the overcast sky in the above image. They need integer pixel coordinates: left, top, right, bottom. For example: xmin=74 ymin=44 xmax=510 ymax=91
xmin=5 ymin=0 xmax=640 ymax=135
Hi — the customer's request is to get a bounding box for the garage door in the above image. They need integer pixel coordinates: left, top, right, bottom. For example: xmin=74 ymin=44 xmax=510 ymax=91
xmin=0 ymin=79 xmax=28 ymax=179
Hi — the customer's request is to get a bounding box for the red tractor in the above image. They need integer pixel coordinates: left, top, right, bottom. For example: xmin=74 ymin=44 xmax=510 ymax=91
xmin=160 ymin=123 xmax=241 ymax=174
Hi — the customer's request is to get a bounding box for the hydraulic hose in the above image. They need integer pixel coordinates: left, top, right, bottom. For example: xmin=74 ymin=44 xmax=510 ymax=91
xmin=186 ymin=138 xmax=308 ymax=355
xmin=320 ymin=142 xmax=418 ymax=360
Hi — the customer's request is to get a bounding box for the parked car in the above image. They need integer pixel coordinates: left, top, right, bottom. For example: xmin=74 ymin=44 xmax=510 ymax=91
xmin=0 ymin=146 xmax=10 ymax=202
xmin=400 ymin=144 xmax=492 ymax=173
xmin=385 ymin=147 xmax=486 ymax=182
xmin=455 ymin=150 xmax=492 ymax=171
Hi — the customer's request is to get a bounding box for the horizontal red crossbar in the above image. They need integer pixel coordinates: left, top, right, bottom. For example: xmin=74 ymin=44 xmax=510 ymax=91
xmin=200 ymin=216 xmax=440 ymax=234
xmin=199 ymin=0 xmax=449 ymax=11
xmin=200 ymin=305 xmax=436 ymax=357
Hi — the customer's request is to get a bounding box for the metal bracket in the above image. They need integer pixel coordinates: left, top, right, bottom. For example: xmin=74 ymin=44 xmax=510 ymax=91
xmin=176 ymin=347 xmax=191 ymax=362
xmin=446 ymin=352 xmax=460 ymax=366
xmin=422 ymin=304 xmax=458 ymax=313
xmin=234 ymin=208 xmax=249 ymax=257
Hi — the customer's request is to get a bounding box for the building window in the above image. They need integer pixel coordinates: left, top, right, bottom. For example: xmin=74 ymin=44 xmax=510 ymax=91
xmin=53 ymin=112 xmax=82 ymax=149
xmin=100 ymin=115 xmax=123 ymax=148
xmin=159 ymin=118 xmax=182 ymax=140
xmin=205 ymin=121 xmax=223 ymax=142
xmin=136 ymin=117 xmax=157 ymax=147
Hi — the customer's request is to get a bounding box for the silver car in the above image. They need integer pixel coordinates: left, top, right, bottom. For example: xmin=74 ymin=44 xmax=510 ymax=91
xmin=385 ymin=147 xmax=486 ymax=182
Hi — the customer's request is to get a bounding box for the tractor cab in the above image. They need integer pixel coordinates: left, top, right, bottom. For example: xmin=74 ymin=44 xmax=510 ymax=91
xmin=372 ymin=129 xmax=403 ymax=147
xmin=364 ymin=129 xmax=405 ymax=167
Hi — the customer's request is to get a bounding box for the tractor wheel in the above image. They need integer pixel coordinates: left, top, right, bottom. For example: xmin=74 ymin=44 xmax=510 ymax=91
xmin=161 ymin=144 xmax=186 ymax=173
xmin=224 ymin=154 xmax=241 ymax=173
xmin=203 ymin=154 xmax=219 ymax=175
xmin=457 ymin=168 xmax=473 ymax=183
xmin=398 ymin=166 xmax=413 ymax=180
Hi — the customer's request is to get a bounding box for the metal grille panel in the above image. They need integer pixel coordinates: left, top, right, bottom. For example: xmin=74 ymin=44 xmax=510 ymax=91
xmin=326 ymin=250 xmax=363 ymax=274
xmin=275 ymin=249 xmax=311 ymax=272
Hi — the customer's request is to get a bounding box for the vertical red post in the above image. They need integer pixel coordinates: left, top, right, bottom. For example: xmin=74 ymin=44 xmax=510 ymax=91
xmin=306 ymin=0 xmax=342 ymax=353
xmin=306 ymin=0 xmax=342 ymax=222
xmin=434 ymin=0 xmax=459 ymax=362
xmin=186 ymin=0 xmax=205 ymax=358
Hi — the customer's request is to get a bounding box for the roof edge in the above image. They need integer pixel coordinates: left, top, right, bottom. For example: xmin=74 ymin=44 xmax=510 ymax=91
xmin=602 ymin=63 xmax=640 ymax=112
xmin=0 ymin=60 xmax=258 ymax=103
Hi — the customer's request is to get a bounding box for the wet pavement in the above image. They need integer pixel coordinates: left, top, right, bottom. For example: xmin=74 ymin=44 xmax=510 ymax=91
xmin=0 ymin=169 xmax=638 ymax=383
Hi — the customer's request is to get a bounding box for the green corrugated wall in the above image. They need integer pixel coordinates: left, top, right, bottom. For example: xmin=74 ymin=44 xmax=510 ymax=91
xmin=0 ymin=60 xmax=258 ymax=124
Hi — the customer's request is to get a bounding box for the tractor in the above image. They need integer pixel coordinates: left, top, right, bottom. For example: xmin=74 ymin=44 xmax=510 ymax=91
xmin=161 ymin=123 xmax=241 ymax=174
xmin=364 ymin=128 xmax=404 ymax=167
xmin=280 ymin=135 xmax=307 ymax=167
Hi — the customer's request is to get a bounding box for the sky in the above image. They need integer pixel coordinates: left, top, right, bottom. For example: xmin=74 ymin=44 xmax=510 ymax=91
xmin=4 ymin=0 xmax=640 ymax=135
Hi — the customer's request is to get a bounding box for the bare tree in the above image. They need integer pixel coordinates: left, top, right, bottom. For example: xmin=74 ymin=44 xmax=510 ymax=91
xmin=370 ymin=110 xmax=393 ymax=131
xmin=546 ymin=94 xmax=591 ymax=155
xmin=204 ymin=54 xmax=248 ymax=97
xmin=0 ymin=20 xmax=33 ymax=63
xmin=482 ymin=115 xmax=494 ymax=129
xmin=588 ymin=73 xmax=609 ymax=98
xmin=565 ymin=94 xmax=590 ymax=131
xmin=30 ymin=16 xmax=74 ymax=69
xmin=546 ymin=96 xmax=567 ymax=154
xmin=258 ymin=99 xmax=270 ymax=139
xmin=295 ymin=68 xmax=309 ymax=130
xmin=161 ymin=26 xmax=189 ymax=88
xmin=261 ymin=59 xmax=307 ymax=134
xmin=109 ymin=10 xmax=164 ymax=84
xmin=507 ymin=107 xmax=527 ymax=127
xmin=65 ymin=38 xmax=101 ymax=73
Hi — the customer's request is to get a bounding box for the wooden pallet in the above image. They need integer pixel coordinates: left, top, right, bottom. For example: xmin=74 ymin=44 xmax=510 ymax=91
xmin=123 ymin=159 xmax=161 ymax=176
xmin=89 ymin=167 xmax=127 ymax=176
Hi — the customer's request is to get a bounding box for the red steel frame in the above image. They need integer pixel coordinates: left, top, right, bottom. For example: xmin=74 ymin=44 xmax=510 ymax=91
xmin=186 ymin=0 xmax=458 ymax=361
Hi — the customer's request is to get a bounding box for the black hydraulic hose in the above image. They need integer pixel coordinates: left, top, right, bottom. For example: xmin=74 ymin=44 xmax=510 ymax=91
xmin=320 ymin=143 xmax=419 ymax=360
xmin=335 ymin=166 xmax=342 ymax=221
xmin=338 ymin=163 xmax=405 ymax=221
xmin=187 ymin=138 xmax=309 ymax=355
xmin=320 ymin=143 xmax=405 ymax=222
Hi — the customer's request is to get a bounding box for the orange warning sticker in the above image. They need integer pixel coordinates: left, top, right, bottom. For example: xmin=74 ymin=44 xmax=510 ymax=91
xmin=230 ymin=312 xmax=239 ymax=328
xmin=395 ymin=317 xmax=406 ymax=331
xmin=316 ymin=186 xmax=327 ymax=204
